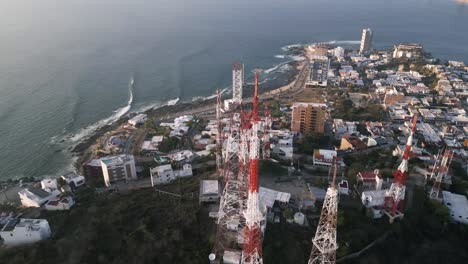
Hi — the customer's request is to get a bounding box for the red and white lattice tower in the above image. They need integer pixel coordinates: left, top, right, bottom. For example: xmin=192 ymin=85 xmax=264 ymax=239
xmin=261 ymin=103 xmax=272 ymax=160
xmin=241 ymin=72 xmax=264 ymax=264
xmin=212 ymin=112 xmax=243 ymax=257
xmin=216 ymin=89 xmax=223 ymax=175
xmin=308 ymin=159 xmax=339 ymax=264
xmin=384 ymin=115 xmax=417 ymax=222
xmin=429 ymin=149 xmax=453 ymax=200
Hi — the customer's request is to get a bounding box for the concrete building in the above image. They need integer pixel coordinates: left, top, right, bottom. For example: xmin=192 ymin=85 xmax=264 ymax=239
xmin=271 ymin=138 xmax=293 ymax=161
xmin=128 ymin=113 xmax=147 ymax=126
xmin=199 ymin=180 xmax=221 ymax=203
xmin=100 ymin=155 xmax=137 ymax=187
xmin=45 ymin=196 xmax=75 ymax=211
xmin=61 ymin=172 xmax=85 ymax=189
xmin=150 ymin=163 xmax=193 ymax=185
xmin=83 ymin=158 xmax=104 ymax=181
xmin=307 ymin=56 xmax=330 ymax=87
xmin=357 ymin=170 xmax=383 ymax=190
xmin=359 ymin=28 xmax=373 ymax=54
xmin=442 ymin=191 xmax=468 ymax=225
xmin=40 ymin=178 xmax=58 ymax=191
xmin=0 ymin=218 xmax=51 ymax=246
xmin=334 ymin=47 xmax=345 ymax=61
xmin=312 ymin=149 xmax=344 ymax=168
xmin=18 ymin=187 xmax=60 ymax=208
xmin=291 ymin=102 xmax=327 ymax=134
xmin=232 ymin=62 xmax=244 ymax=102
xmin=393 ymin=43 xmax=424 ymax=59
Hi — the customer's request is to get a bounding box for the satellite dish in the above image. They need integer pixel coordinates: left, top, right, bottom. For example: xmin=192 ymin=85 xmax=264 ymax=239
xmin=209 ymin=253 xmax=216 ymax=261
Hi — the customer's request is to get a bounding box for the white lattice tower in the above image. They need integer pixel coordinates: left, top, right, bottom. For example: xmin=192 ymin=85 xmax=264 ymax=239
xmin=233 ymin=62 xmax=244 ymax=102
xmin=241 ymin=72 xmax=263 ymax=264
xmin=261 ymin=103 xmax=272 ymax=160
xmin=385 ymin=115 xmax=418 ymax=216
xmin=429 ymin=149 xmax=453 ymax=200
xmin=308 ymin=160 xmax=339 ymax=264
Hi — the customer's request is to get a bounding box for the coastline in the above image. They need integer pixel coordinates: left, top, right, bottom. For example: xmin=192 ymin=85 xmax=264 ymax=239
xmin=71 ymin=59 xmax=305 ymax=172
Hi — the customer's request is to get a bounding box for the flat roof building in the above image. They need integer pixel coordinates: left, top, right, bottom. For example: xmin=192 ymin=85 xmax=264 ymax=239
xmin=100 ymin=154 xmax=137 ymax=187
xmin=307 ymin=56 xmax=330 ymax=87
xmin=0 ymin=218 xmax=51 ymax=246
xmin=291 ymin=102 xmax=327 ymax=134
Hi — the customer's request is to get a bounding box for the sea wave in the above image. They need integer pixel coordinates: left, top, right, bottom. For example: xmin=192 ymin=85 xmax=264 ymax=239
xmin=192 ymin=87 xmax=230 ymax=102
xmin=66 ymin=77 xmax=134 ymax=143
xmin=281 ymin=43 xmax=303 ymax=51
xmin=274 ymin=55 xmax=286 ymax=59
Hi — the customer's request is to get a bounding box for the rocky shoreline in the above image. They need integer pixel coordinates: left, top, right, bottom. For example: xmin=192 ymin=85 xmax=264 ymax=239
xmin=70 ymin=59 xmax=303 ymax=170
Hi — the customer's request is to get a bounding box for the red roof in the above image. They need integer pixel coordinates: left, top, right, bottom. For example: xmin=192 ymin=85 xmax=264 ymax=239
xmin=358 ymin=171 xmax=382 ymax=182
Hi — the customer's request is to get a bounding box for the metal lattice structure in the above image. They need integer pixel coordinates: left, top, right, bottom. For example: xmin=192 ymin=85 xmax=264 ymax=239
xmin=261 ymin=103 xmax=272 ymax=160
xmin=216 ymin=89 xmax=223 ymax=175
xmin=233 ymin=62 xmax=244 ymax=102
xmin=384 ymin=115 xmax=417 ymax=222
xmin=241 ymin=72 xmax=264 ymax=264
xmin=429 ymin=149 xmax=453 ymax=200
xmin=308 ymin=160 xmax=339 ymax=264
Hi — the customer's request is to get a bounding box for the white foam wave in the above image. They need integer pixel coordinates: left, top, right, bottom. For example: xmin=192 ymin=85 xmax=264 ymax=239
xmin=274 ymin=55 xmax=286 ymax=59
xmin=167 ymin=98 xmax=179 ymax=106
xmin=192 ymin=87 xmax=230 ymax=102
xmin=288 ymin=55 xmax=306 ymax=61
xmin=327 ymin=40 xmax=361 ymax=45
xmin=67 ymin=77 xmax=134 ymax=143
xmin=281 ymin=43 xmax=303 ymax=51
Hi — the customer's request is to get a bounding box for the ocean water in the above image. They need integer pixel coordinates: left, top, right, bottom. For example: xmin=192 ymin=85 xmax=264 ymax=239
xmin=0 ymin=0 xmax=467 ymax=180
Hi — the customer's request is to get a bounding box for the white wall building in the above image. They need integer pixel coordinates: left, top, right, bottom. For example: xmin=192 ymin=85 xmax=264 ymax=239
xmin=128 ymin=114 xmax=147 ymax=126
xmin=359 ymin=28 xmax=373 ymax=54
xmin=0 ymin=218 xmax=51 ymax=246
xmin=271 ymin=138 xmax=293 ymax=160
xmin=307 ymin=56 xmax=330 ymax=87
xmin=199 ymin=180 xmax=221 ymax=203
xmin=100 ymin=155 xmax=137 ymax=187
xmin=361 ymin=190 xmax=386 ymax=208
xmin=334 ymin=47 xmax=345 ymax=61
xmin=18 ymin=187 xmax=60 ymax=208
xmin=45 ymin=196 xmax=75 ymax=211
xmin=442 ymin=191 xmax=468 ymax=225
xmin=40 ymin=178 xmax=58 ymax=191
xmin=61 ymin=172 xmax=86 ymax=188
xmin=150 ymin=164 xmax=193 ymax=185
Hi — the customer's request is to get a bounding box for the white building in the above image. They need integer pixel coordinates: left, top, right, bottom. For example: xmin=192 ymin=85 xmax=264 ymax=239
xmin=271 ymin=138 xmax=293 ymax=160
xmin=150 ymin=163 xmax=193 ymax=185
xmin=18 ymin=187 xmax=60 ymax=208
xmin=100 ymin=155 xmax=137 ymax=187
xmin=128 ymin=114 xmax=147 ymax=126
xmin=334 ymin=47 xmax=345 ymax=61
xmin=0 ymin=218 xmax=51 ymax=246
xmin=141 ymin=136 xmax=164 ymax=152
xmin=45 ymin=196 xmax=75 ymax=211
xmin=361 ymin=190 xmax=386 ymax=208
xmin=40 ymin=178 xmax=58 ymax=191
xmin=442 ymin=191 xmax=468 ymax=225
xmin=232 ymin=62 xmax=244 ymax=102
xmin=312 ymin=149 xmax=344 ymax=167
xmin=61 ymin=172 xmax=86 ymax=188
xmin=392 ymin=43 xmax=423 ymax=59
xmin=199 ymin=180 xmax=221 ymax=203
xmin=359 ymin=28 xmax=373 ymax=54
xmin=307 ymin=56 xmax=330 ymax=87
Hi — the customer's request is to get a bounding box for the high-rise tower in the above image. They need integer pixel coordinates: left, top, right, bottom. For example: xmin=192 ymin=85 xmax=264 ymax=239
xmin=233 ymin=62 xmax=244 ymax=102
xmin=359 ymin=28 xmax=373 ymax=55
xmin=308 ymin=159 xmax=339 ymax=264
xmin=241 ymin=72 xmax=263 ymax=264
xmin=384 ymin=115 xmax=417 ymax=223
